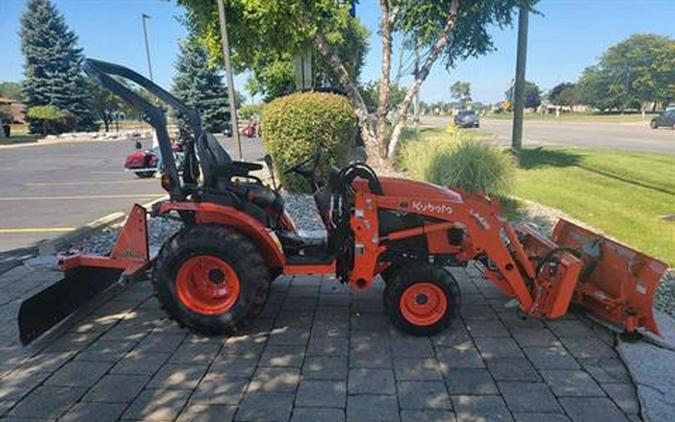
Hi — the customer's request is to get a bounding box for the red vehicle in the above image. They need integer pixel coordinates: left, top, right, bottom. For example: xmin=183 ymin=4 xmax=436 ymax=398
xmin=124 ymin=139 xmax=185 ymax=178
xmin=17 ymin=59 xmax=668 ymax=345
xmin=242 ymin=121 xmax=257 ymax=138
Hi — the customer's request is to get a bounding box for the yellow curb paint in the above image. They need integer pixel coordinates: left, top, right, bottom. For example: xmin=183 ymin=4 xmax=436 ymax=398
xmin=0 ymin=194 xmax=164 ymax=202
xmin=0 ymin=227 xmax=76 ymax=233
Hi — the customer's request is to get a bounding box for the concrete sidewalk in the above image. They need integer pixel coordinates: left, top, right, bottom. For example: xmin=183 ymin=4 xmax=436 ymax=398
xmin=0 ymin=264 xmax=640 ymax=421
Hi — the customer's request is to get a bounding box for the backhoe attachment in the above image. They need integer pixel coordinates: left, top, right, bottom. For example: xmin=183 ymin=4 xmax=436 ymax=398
xmin=18 ymin=205 xmax=150 ymax=345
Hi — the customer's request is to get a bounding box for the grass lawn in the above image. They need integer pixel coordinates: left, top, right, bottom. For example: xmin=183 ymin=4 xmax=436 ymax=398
xmin=513 ymin=147 xmax=675 ymax=265
xmin=485 ymin=111 xmax=657 ymax=123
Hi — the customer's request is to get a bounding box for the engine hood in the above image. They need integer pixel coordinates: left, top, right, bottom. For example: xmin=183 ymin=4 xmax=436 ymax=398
xmin=378 ymin=177 xmax=464 ymax=203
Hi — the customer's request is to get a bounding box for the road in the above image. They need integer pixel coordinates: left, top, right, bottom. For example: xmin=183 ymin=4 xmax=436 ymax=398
xmin=422 ymin=116 xmax=675 ymax=154
xmin=0 ymin=136 xmax=264 ymax=253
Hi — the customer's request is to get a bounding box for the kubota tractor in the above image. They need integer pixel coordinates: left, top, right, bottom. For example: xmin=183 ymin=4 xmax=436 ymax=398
xmin=17 ymin=59 xmax=668 ymax=345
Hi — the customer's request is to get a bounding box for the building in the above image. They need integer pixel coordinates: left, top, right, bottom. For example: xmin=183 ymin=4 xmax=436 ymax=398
xmin=0 ymin=96 xmax=26 ymax=123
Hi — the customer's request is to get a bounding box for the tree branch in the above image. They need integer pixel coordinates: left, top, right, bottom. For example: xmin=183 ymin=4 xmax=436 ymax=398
xmin=386 ymin=0 xmax=460 ymax=159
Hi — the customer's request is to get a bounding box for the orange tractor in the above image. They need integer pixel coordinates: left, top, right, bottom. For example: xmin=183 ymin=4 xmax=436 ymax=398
xmin=18 ymin=59 xmax=668 ymax=344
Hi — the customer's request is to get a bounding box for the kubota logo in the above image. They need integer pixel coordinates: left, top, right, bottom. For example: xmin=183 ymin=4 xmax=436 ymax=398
xmin=410 ymin=201 xmax=453 ymax=215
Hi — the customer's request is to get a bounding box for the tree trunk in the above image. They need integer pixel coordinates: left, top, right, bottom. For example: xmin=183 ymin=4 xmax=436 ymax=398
xmin=313 ymin=34 xmax=381 ymax=165
xmin=103 ymin=118 xmax=110 ymax=133
xmin=386 ymin=0 xmax=459 ymax=160
xmin=42 ymin=121 xmax=47 ymax=136
xmin=376 ymin=0 xmax=393 ymax=159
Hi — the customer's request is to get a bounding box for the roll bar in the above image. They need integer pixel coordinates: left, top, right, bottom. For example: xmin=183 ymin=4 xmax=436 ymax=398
xmin=82 ymin=58 xmax=202 ymax=199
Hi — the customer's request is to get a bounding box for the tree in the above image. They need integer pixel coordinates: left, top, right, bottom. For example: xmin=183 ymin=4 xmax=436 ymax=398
xmin=548 ymin=82 xmax=573 ymax=104
xmin=0 ymin=82 xmax=23 ymax=101
xmin=26 ymin=105 xmax=68 ymax=135
xmin=20 ymin=0 xmax=97 ymax=134
xmin=88 ymin=81 xmax=122 ymax=132
xmin=361 ymin=81 xmax=407 ymax=114
xmin=173 ymin=39 xmax=230 ymax=133
xmin=506 ymin=80 xmax=540 ymax=109
xmin=177 ymin=0 xmax=535 ymax=163
xmin=577 ymin=34 xmax=675 ymax=112
xmin=450 ymin=81 xmax=471 ymax=105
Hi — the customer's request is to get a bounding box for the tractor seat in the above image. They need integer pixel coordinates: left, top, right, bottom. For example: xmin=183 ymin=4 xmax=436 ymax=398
xmin=197 ymin=132 xmax=263 ymax=191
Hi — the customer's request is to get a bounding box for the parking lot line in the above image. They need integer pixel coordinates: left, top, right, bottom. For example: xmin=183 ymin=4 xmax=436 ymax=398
xmin=0 ymin=194 xmax=164 ymax=201
xmin=0 ymin=227 xmax=76 ymax=233
xmin=25 ymin=180 xmax=151 ymax=186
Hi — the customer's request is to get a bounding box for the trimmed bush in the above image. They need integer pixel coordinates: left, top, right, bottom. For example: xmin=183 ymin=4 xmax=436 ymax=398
xmin=399 ymin=137 xmax=515 ymax=197
xmin=261 ymin=92 xmax=357 ymax=192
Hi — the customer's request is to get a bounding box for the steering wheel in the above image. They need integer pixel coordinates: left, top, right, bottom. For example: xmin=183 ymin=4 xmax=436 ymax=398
xmin=283 ymin=152 xmax=321 ymax=178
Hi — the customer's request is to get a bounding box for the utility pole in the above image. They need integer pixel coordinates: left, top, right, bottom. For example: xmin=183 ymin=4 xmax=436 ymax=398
xmin=141 ymin=14 xmax=154 ymax=81
xmin=511 ymin=2 xmax=529 ymax=150
xmin=217 ymin=0 xmax=243 ymax=160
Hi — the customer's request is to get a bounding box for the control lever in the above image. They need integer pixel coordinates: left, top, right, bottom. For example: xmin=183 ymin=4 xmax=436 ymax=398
xmin=264 ymin=154 xmax=278 ymax=191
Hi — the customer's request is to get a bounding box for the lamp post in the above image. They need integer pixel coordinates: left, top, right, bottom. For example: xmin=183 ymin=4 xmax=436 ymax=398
xmin=141 ymin=14 xmax=154 ymax=81
xmin=217 ymin=0 xmax=243 ymax=160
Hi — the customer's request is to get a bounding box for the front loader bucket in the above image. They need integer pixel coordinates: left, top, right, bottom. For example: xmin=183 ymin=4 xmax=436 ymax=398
xmin=18 ymin=267 xmax=124 ymax=345
xmin=17 ymin=204 xmax=150 ymax=345
xmin=552 ymin=219 xmax=669 ymax=336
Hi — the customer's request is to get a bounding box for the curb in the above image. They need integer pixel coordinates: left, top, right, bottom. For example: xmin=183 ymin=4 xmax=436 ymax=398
xmin=37 ymin=196 xmax=168 ymax=256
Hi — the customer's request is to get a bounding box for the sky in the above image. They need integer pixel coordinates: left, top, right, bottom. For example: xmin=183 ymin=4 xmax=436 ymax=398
xmin=1 ymin=0 xmax=674 ymax=104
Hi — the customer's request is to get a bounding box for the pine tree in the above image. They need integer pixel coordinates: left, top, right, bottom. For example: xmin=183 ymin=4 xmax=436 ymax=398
xmin=173 ymin=39 xmax=229 ymax=133
xmin=20 ymin=0 xmax=97 ymax=134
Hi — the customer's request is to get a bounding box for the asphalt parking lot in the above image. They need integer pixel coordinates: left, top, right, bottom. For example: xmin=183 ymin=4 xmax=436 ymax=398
xmin=0 ymin=136 xmax=264 ymax=253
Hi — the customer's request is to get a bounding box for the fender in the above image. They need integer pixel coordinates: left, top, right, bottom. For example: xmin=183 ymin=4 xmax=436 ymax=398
xmin=158 ymin=201 xmax=285 ymax=269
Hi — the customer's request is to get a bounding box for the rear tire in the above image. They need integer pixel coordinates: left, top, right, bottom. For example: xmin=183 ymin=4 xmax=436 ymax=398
xmin=383 ymin=264 xmax=460 ymax=336
xmin=650 ymin=120 xmax=658 ymax=129
xmin=152 ymin=224 xmax=271 ymax=335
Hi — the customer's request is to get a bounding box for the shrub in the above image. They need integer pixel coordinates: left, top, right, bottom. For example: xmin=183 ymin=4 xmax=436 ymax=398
xmin=261 ymin=92 xmax=357 ymax=192
xmin=26 ymin=105 xmax=71 ymax=135
xmin=399 ymin=137 xmax=515 ymax=197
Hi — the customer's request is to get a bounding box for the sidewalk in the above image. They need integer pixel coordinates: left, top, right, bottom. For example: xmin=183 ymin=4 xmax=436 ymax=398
xmin=0 ymin=263 xmax=641 ymax=422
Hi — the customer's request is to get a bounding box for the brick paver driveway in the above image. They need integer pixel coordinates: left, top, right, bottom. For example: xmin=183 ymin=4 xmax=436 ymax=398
xmin=0 ymin=266 xmax=639 ymax=421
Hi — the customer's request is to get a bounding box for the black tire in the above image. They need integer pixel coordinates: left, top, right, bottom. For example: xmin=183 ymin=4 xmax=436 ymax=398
xmin=383 ymin=263 xmax=460 ymax=336
xmin=136 ymin=171 xmax=156 ymax=178
xmin=650 ymin=120 xmax=658 ymax=129
xmin=152 ymin=224 xmax=271 ymax=335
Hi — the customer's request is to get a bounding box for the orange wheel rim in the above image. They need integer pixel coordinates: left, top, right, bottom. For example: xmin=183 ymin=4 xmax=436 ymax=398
xmin=175 ymin=255 xmax=240 ymax=315
xmin=399 ymin=282 xmax=447 ymax=326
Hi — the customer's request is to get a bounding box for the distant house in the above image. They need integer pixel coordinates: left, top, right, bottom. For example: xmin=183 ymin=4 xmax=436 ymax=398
xmin=0 ymin=97 xmax=26 ymax=123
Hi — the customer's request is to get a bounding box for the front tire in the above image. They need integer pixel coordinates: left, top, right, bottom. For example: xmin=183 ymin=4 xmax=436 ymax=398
xmin=383 ymin=264 xmax=460 ymax=336
xmin=650 ymin=120 xmax=658 ymax=129
xmin=152 ymin=224 xmax=271 ymax=335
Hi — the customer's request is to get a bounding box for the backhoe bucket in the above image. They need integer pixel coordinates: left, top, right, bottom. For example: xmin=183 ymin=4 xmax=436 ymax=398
xmin=18 ymin=204 xmax=150 ymax=345
xmin=552 ymin=219 xmax=668 ymax=336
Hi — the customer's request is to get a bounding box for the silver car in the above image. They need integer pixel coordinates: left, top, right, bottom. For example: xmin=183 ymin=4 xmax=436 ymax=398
xmin=454 ymin=110 xmax=480 ymax=128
